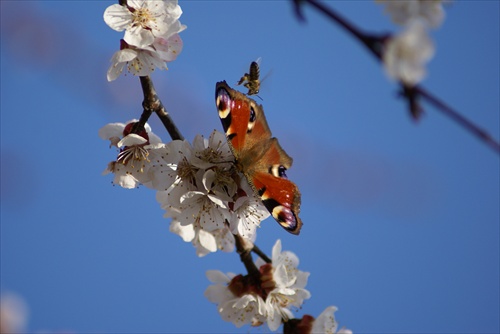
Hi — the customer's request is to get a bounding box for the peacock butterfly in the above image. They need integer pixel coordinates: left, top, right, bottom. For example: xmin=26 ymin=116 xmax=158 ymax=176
xmin=215 ymin=81 xmax=303 ymax=235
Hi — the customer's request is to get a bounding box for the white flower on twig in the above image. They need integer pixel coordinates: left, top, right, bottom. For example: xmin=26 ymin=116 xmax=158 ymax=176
xmin=312 ymin=306 xmax=353 ymax=334
xmin=107 ymin=35 xmax=183 ymax=81
xmin=377 ymin=0 xmax=445 ymax=28
xmin=257 ymin=239 xmax=311 ymax=331
xmin=99 ymin=120 xmax=163 ymax=188
xmin=104 ymin=0 xmax=186 ymax=48
xmin=204 ymin=270 xmax=267 ymax=327
xmin=205 ymin=240 xmax=311 ymax=331
xmin=150 ymin=130 xmax=268 ymax=255
xmin=382 ymin=19 xmax=434 ymax=86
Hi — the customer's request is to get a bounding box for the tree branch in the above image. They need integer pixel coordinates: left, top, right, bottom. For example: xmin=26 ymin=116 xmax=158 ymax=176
xmin=138 ymin=76 xmax=184 ymax=141
xmin=292 ymin=0 xmax=500 ymax=155
xmin=234 ymin=234 xmax=261 ymax=278
xmin=252 ymin=244 xmax=272 ymax=264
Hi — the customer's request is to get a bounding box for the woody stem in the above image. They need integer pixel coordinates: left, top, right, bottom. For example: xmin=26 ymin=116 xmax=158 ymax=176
xmin=234 ymin=234 xmax=261 ymax=277
xmin=134 ymin=75 xmax=184 ymax=141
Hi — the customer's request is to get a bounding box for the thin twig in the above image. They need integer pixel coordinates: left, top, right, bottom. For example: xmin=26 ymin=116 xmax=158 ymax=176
xmin=139 ymin=76 xmax=184 ymax=141
xmin=252 ymin=244 xmax=272 ymax=264
xmin=234 ymin=234 xmax=261 ymax=277
xmin=293 ymin=0 xmax=500 ymax=155
xmin=416 ymin=86 xmax=500 ymax=153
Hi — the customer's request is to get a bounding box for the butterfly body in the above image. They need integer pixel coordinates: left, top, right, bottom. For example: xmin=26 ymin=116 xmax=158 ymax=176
xmin=215 ymin=81 xmax=303 ymax=235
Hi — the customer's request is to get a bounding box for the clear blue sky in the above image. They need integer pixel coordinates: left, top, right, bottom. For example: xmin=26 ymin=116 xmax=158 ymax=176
xmin=1 ymin=1 xmax=499 ymax=333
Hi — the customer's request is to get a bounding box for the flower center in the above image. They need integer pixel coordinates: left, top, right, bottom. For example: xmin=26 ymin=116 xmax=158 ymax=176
xmin=132 ymin=7 xmax=159 ymax=31
xmin=177 ymin=157 xmax=198 ymax=185
xmin=117 ymin=146 xmax=149 ymax=171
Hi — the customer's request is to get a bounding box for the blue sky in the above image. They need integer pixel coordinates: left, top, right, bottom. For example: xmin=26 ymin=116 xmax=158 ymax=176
xmin=1 ymin=1 xmax=499 ymax=333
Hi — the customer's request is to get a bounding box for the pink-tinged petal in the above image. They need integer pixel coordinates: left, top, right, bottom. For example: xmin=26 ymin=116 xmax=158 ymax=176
xmin=103 ymin=4 xmax=132 ymax=31
xmin=163 ymin=19 xmax=186 ymax=39
xmin=124 ymin=28 xmax=154 ymax=48
xmin=155 ymin=34 xmax=183 ymax=61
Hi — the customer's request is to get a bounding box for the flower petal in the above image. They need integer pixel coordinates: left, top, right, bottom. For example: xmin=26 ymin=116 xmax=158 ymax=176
xmin=103 ymin=4 xmax=132 ymax=32
xmin=117 ymin=133 xmax=148 ymax=147
xmin=198 ymin=229 xmax=217 ymax=252
xmin=206 ymin=270 xmax=232 ymax=284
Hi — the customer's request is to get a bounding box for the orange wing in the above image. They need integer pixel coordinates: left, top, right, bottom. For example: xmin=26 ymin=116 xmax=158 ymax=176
xmin=215 ymin=81 xmax=303 ymax=235
xmin=248 ymin=139 xmax=302 ymax=234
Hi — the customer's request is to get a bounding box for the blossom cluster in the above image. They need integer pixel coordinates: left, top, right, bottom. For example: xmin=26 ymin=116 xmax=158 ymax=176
xmin=103 ymin=0 xmax=186 ymax=81
xmin=377 ymin=0 xmax=445 ymax=86
xmin=99 ymin=121 xmax=270 ymax=256
xmin=204 ymin=240 xmax=351 ymax=333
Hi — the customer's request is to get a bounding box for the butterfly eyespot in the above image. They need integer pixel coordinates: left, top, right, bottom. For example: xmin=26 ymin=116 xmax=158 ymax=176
xmin=247 ymin=106 xmax=257 ymax=133
xmin=269 ymin=164 xmax=288 ymax=178
xmin=215 ymin=81 xmax=303 ymax=235
xmin=216 ymin=88 xmax=231 ymax=119
xmin=278 ymin=165 xmax=288 ymax=178
xmin=249 ymin=107 xmax=256 ymax=122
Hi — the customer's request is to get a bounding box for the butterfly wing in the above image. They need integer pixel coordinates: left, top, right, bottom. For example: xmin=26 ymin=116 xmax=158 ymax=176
xmin=216 ymin=81 xmax=257 ymax=156
xmin=249 ymin=138 xmax=303 ymax=234
xmin=215 ymin=81 xmax=303 ymax=235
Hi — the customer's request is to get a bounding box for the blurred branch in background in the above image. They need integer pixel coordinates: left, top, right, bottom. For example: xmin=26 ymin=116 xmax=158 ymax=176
xmin=292 ymin=0 xmax=500 ymax=155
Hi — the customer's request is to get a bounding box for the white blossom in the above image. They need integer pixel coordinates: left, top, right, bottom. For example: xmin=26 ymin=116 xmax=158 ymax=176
xmin=191 ymin=131 xmax=234 ymax=169
xmin=104 ymin=0 xmax=186 ymax=48
xmin=205 ymin=240 xmax=311 ymax=331
xmin=204 ymin=271 xmax=267 ymax=327
xmin=168 ymin=217 xmax=235 ymax=257
xmin=107 ymin=35 xmax=183 ymax=81
xmin=312 ymin=306 xmax=353 ymax=334
xmin=148 ymin=139 xmax=195 ymax=192
xmin=377 ymin=0 xmax=445 ymax=28
xmin=382 ymin=19 xmax=434 ymax=86
xmin=152 ymin=130 xmax=270 ymax=255
xmin=259 ymin=240 xmax=311 ymax=331
xmin=228 ymin=181 xmax=269 ymax=241
xmin=99 ymin=120 xmax=163 ymax=188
